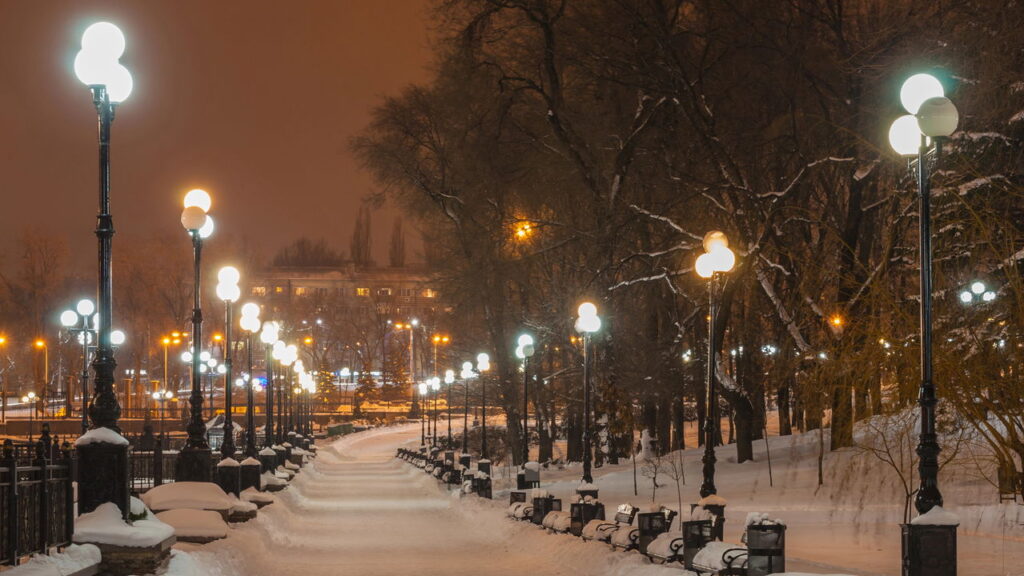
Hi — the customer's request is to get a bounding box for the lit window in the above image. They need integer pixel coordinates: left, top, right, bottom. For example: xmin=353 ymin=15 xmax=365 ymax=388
xmin=251 ymin=286 xmax=267 ymax=296
xmin=294 ymin=287 xmax=308 ymax=296
xmin=274 ymin=286 xmax=285 ymax=294
xmin=423 ymin=289 xmax=438 ymax=298
xmin=356 ymin=287 xmax=370 ymax=297
xmin=400 ymin=288 xmax=415 ymax=297
xmin=377 ymin=288 xmax=393 ymax=297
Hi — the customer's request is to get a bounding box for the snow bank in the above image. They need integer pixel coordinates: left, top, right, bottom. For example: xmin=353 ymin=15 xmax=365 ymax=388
xmin=910 ymin=505 xmax=960 ymax=526
xmin=216 ymin=457 xmax=241 ymax=467
xmin=261 ymin=472 xmax=286 ymax=487
xmin=228 ymin=495 xmax=258 ymax=514
xmin=3 ymin=543 xmax=100 ymax=575
xmin=259 ymin=447 xmax=277 ymax=456
xmin=165 ymin=550 xmax=203 ymax=576
xmin=155 ymin=509 xmax=228 ymax=539
xmin=73 ymin=503 xmax=174 ymax=547
xmin=142 ymin=481 xmax=232 ymax=512
xmin=240 ymin=457 xmax=261 ymax=466
xmin=74 ymin=427 xmax=128 ymax=446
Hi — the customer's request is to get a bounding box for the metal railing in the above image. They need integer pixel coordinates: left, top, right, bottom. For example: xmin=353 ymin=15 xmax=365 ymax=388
xmin=0 ymin=437 xmax=75 ymax=567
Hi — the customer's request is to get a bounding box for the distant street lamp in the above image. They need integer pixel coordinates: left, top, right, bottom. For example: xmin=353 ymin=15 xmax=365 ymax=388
xmin=61 ymin=300 xmax=97 ymax=432
xmin=177 ymin=188 xmax=215 ymax=481
xmin=261 ymin=322 xmax=280 ymax=447
xmin=21 ymin=391 xmax=37 ymax=441
xmin=959 ymin=280 xmax=996 ymax=304
xmin=444 ymin=369 xmax=455 ymax=447
xmin=516 ymin=333 xmax=536 ymax=465
xmin=152 ymin=390 xmax=174 ymax=438
xmin=476 ymin=353 xmax=491 ymax=459
xmin=240 ymin=303 xmax=262 ymax=456
xmin=574 ymin=303 xmax=601 ymax=483
xmin=889 ymin=71 xmax=961 ymax=572
xmin=460 ymin=361 xmax=474 ymax=453
xmin=418 ymin=382 xmax=428 ymax=445
xmin=695 ymin=230 xmax=736 ymax=499
xmin=430 ymin=376 xmax=441 ymax=447
xmin=215 ymin=266 xmax=241 ymax=460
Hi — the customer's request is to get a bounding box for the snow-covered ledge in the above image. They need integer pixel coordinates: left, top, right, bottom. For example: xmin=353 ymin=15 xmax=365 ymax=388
xmin=910 ymin=505 xmax=960 ymax=526
xmin=73 ymin=503 xmax=175 ymax=576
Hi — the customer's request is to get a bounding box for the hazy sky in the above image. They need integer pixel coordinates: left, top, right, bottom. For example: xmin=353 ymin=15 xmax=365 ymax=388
xmin=0 ymin=0 xmax=433 ymax=269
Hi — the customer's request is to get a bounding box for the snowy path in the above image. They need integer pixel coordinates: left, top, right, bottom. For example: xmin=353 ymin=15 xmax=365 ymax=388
xmin=182 ymin=425 xmax=669 ymax=576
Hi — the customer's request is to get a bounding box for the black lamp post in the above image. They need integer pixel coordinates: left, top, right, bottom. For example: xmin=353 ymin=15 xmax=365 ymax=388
xmin=460 ymin=362 xmax=472 ymax=454
xmin=444 ymin=369 xmax=455 ymax=447
xmin=516 ymin=334 xmax=536 ymax=465
xmin=694 ymin=231 xmax=736 ymax=500
xmin=262 ymin=325 xmax=281 ymax=448
xmin=59 ymin=300 xmax=96 ymax=434
xmin=177 ymin=189 xmax=214 ymax=482
xmin=73 ymin=21 xmax=133 ymax=516
xmin=888 ymin=73 xmax=961 ymax=575
xmin=418 ymin=383 xmax=427 ymax=445
xmin=216 ymin=267 xmax=241 ymax=460
xmin=574 ymin=304 xmax=601 ymax=484
xmin=475 ymin=353 xmax=491 ymax=459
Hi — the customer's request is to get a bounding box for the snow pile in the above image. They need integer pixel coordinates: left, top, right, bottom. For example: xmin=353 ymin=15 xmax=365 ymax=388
xmin=745 ymin=512 xmax=785 ymax=526
xmin=73 ymin=503 xmax=174 ymax=547
xmin=228 ymin=495 xmax=258 ymax=514
xmin=577 ymin=482 xmax=598 ymax=491
xmin=697 ymin=494 xmax=728 ymax=507
xmin=240 ymin=457 xmax=261 ymax=467
xmin=609 ymin=525 xmax=638 ymax=548
xmin=530 ymin=488 xmax=550 ymax=499
xmin=164 ymin=550 xmax=203 ymax=576
xmin=581 ymin=519 xmax=612 ymax=541
xmin=638 ymin=503 xmax=661 ymax=514
xmin=259 ymin=447 xmax=277 ymax=456
xmin=129 ymin=496 xmax=148 ymax=519
xmin=645 ymin=531 xmax=683 ymax=560
xmin=74 ymin=427 xmax=128 ymax=446
xmin=910 ymin=506 xmax=960 ymax=526
xmin=3 ymin=543 xmax=100 ymax=575
xmin=142 ymin=481 xmax=232 ymax=512
xmin=284 ymin=460 xmax=300 ymax=471
xmin=524 ymin=461 xmax=541 ymax=472
xmin=261 ymin=472 xmax=286 ymax=487
xmin=216 ymin=458 xmax=241 ymax=468
xmin=240 ymin=487 xmax=275 ymax=504
xmin=688 ymin=507 xmax=713 ymax=521
xmin=155 ymin=509 xmax=228 ymax=539
xmin=692 ymin=541 xmax=747 ymax=571
xmin=543 ymin=510 xmax=572 ymax=532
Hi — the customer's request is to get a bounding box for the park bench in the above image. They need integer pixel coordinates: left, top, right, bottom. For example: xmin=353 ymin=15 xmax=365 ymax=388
xmin=581 ymin=503 xmax=636 ymax=543
xmin=690 ymin=541 xmax=748 ymax=575
xmin=530 ymin=489 xmax=561 ymax=525
xmin=636 ymin=506 xmax=678 ymax=554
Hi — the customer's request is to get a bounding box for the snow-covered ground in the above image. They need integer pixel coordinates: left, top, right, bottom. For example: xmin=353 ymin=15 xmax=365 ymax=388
xmin=171 ymin=422 xmax=1024 ymax=576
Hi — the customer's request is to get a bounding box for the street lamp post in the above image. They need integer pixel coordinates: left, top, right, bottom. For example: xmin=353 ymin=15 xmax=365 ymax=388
xmin=430 ymin=377 xmax=441 ymax=447
xmin=22 ymin=392 xmax=37 ymax=441
xmin=262 ymin=325 xmax=280 ymax=447
xmin=152 ymin=390 xmax=173 ymax=439
xmin=475 ymin=353 xmax=491 ymax=459
xmin=460 ymin=362 xmax=473 ymax=453
xmin=516 ymin=334 xmax=536 ymax=465
xmin=889 ymin=72 xmax=961 ymax=574
xmin=73 ymin=21 xmax=133 ymax=516
xmin=418 ymin=382 xmax=428 ymax=446
xmin=60 ymin=299 xmax=96 ymax=433
xmin=177 ymin=188 xmax=215 ymax=481
xmin=216 ymin=267 xmax=241 ymax=460
xmin=240 ymin=304 xmax=262 ymax=457
xmin=444 ymin=370 xmax=455 ymax=447
xmin=694 ymin=231 xmax=736 ymax=501
xmin=574 ymin=304 xmax=601 ymax=484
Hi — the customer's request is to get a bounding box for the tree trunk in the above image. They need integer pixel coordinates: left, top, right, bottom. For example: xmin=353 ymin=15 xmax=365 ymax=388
xmin=734 ymin=397 xmax=755 ymax=463
xmin=778 ymin=383 xmax=792 ymax=436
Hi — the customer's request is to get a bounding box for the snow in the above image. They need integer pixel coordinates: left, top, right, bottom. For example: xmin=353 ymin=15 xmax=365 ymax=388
xmin=217 ymin=457 xmax=241 ymax=467
xmin=130 ymin=496 xmax=147 ymax=518
xmin=745 ymin=512 xmax=785 ymax=526
xmin=697 ymin=494 xmax=728 ymax=507
xmin=73 ymin=503 xmax=174 ymax=547
xmin=910 ymin=505 xmax=960 ymax=526
xmin=577 ymin=482 xmax=598 ymax=491
xmin=530 ymin=488 xmax=550 ymax=499
xmin=228 ymin=495 xmax=258 ymax=514
xmin=261 ymin=472 xmax=287 ymax=487
xmin=142 ymin=481 xmax=232 ymax=512
xmin=524 ymin=461 xmax=540 ymax=472
xmin=74 ymin=427 xmax=128 ymax=446
xmin=692 ymin=541 xmax=746 ymax=571
xmin=155 ymin=509 xmax=228 ymax=539
xmin=241 ymin=457 xmax=262 ymax=466
xmin=240 ymin=487 xmax=275 ymax=504
xmin=1 ymin=544 xmax=100 ymax=575
xmin=260 ymin=447 xmax=277 ymax=456
xmin=645 ymin=532 xmax=682 ymax=560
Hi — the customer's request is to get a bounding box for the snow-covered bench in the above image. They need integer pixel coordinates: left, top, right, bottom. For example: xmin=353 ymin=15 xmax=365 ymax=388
xmin=636 ymin=505 xmax=678 ymax=555
xmin=542 ymin=509 xmax=572 ymax=533
xmin=690 ymin=541 xmax=747 ymax=575
xmin=645 ymin=530 xmax=686 ymax=564
xmin=507 ymin=500 xmax=533 ymax=520
xmin=581 ymin=503 xmax=636 ymax=543
xmin=529 ymin=490 xmax=560 ymax=525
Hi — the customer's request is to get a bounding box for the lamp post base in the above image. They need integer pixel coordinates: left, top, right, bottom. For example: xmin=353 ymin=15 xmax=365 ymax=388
xmin=901 ymin=523 xmax=957 ymax=576
xmin=77 ymin=440 xmax=129 ymax=517
xmin=175 ymin=446 xmax=212 ymax=482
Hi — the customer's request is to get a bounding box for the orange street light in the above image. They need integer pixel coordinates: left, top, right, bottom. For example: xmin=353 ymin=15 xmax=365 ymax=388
xmin=829 ymin=314 xmax=845 ymax=327
xmin=514 ymin=221 xmax=534 ymax=240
